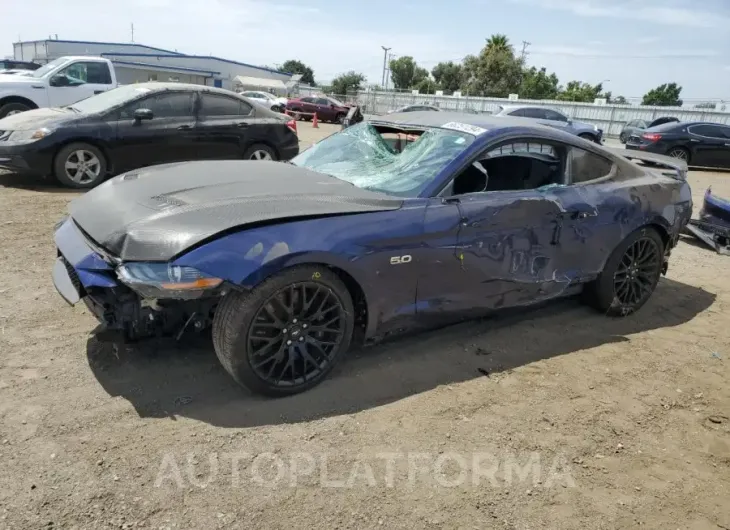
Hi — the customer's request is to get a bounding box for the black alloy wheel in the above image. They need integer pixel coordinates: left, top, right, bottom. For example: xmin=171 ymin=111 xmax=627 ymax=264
xmin=612 ymin=236 xmax=661 ymax=310
xmin=247 ymin=282 xmax=347 ymax=388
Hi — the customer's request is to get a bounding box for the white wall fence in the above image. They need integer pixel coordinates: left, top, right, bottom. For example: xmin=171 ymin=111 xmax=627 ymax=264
xmin=349 ymin=90 xmax=730 ymax=138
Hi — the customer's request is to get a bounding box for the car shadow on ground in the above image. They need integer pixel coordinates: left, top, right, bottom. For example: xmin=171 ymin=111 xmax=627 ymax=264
xmin=0 ymin=171 xmax=80 ymax=194
xmin=86 ymin=277 xmax=715 ymax=429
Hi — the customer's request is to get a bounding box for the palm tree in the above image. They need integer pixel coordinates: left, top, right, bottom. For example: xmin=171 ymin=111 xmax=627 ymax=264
xmin=485 ymin=34 xmax=512 ymax=54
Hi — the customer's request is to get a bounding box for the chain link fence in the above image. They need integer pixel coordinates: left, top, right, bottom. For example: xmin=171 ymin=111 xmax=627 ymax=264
xmin=295 ymin=86 xmax=730 ymax=139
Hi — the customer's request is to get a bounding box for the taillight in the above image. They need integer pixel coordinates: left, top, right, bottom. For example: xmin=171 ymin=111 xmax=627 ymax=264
xmin=286 ymin=119 xmax=297 ymax=134
xmin=642 ymin=133 xmax=662 ymax=142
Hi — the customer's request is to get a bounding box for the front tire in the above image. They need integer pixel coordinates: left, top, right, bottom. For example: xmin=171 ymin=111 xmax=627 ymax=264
xmin=579 ymin=132 xmax=597 ymax=143
xmin=53 ymin=142 xmax=107 ymax=189
xmin=0 ymin=102 xmax=33 ymax=119
xmin=619 ymin=132 xmax=628 ymax=144
xmin=583 ymin=227 xmax=665 ymax=317
xmin=212 ymin=266 xmax=355 ymax=397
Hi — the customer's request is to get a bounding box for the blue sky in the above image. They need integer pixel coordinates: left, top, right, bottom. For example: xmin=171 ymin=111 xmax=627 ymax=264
xmin=3 ymin=0 xmax=730 ymax=101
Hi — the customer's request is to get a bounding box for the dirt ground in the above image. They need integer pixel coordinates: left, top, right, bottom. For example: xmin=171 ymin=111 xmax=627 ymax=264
xmin=1 ymin=128 xmax=729 ymax=530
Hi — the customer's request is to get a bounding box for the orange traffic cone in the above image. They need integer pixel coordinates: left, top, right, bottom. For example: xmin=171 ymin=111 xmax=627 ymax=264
xmin=312 ymin=112 xmax=319 ymax=128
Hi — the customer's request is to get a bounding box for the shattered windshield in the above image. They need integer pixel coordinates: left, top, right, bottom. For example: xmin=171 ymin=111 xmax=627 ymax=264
xmin=291 ymin=122 xmax=475 ymax=197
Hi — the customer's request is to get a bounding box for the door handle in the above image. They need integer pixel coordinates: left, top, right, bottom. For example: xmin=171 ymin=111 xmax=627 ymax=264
xmin=31 ymin=85 xmax=44 ymax=89
xmin=570 ymin=210 xmax=597 ymax=220
xmin=177 ymin=125 xmax=192 ymax=130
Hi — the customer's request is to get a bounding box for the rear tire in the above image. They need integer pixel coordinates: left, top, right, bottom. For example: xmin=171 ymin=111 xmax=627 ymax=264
xmin=667 ymin=147 xmax=690 ymax=163
xmin=0 ymin=102 xmax=32 ymax=119
xmin=53 ymin=142 xmax=107 ymax=189
xmin=243 ymin=143 xmax=277 ymax=161
xmin=212 ymin=265 xmax=355 ymax=397
xmin=583 ymin=226 xmax=665 ymax=317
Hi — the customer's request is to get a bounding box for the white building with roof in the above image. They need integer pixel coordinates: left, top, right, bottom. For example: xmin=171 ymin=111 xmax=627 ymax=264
xmin=12 ymin=38 xmax=296 ymax=94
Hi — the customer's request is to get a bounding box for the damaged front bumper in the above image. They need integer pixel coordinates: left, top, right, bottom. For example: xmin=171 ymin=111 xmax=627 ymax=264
xmin=52 ymin=217 xmax=226 ymax=341
xmin=685 ymin=188 xmax=730 ymax=255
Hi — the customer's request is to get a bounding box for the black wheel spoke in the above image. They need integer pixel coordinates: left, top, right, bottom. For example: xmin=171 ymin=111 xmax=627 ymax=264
xmin=247 ymin=280 xmax=347 ymax=388
xmin=612 ymin=236 xmax=661 ymax=308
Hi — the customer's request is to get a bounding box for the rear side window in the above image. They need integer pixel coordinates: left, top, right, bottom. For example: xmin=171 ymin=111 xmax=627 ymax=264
xmin=200 ymin=94 xmax=252 ymax=116
xmin=568 ymin=148 xmax=613 ymax=183
xmin=688 ymin=124 xmax=727 ymax=138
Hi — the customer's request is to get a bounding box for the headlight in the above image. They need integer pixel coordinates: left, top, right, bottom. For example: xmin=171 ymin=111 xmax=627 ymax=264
xmin=8 ymin=127 xmax=54 ymax=142
xmin=117 ymin=263 xmax=222 ymax=298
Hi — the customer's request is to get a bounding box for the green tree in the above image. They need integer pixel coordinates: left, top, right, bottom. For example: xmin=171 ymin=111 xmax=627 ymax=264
xmin=388 ymin=56 xmax=421 ymax=89
xmin=431 ymin=61 xmax=463 ymax=93
xmin=330 ymin=71 xmax=365 ymax=95
xmin=485 ymin=34 xmax=512 ymax=54
xmin=519 ymin=67 xmax=560 ymax=99
xmin=641 ymin=83 xmax=682 ymax=106
xmin=413 ymin=66 xmax=429 ymax=86
xmin=280 ymin=59 xmax=316 ymax=86
xmin=612 ymin=95 xmax=628 ymax=105
xmin=556 ymin=81 xmax=604 ymax=102
xmin=460 ymin=41 xmax=524 ymax=97
xmin=414 ymin=77 xmax=439 ymax=94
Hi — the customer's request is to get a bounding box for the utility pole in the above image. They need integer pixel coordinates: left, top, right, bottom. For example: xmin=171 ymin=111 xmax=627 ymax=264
xmin=384 ymin=52 xmax=395 ymax=90
xmin=520 ymin=41 xmax=531 ymax=62
xmin=130 ymin=23 xmax=135 ymax=43
xmin=381 ymin=46 xmax=391 ymax=89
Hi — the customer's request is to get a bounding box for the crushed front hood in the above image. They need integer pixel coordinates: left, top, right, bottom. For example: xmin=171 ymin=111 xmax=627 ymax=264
xmin=68 ymin=160 xmax=402 ymax=262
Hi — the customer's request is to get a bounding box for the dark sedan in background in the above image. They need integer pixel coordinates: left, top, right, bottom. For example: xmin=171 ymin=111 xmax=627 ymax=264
xmin=0 ymin=83 xmax=299 ymax=188
xmin=285 ymin=95 xmax=351 ymax=123
xmin=619 ymin=116 xmax=679 ymax=144
xmin=626 ymin=121 xmax=730 ymax=168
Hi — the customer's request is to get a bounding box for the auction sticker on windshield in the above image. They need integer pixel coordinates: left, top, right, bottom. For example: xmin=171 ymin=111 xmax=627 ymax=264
xmin=441 ymin=122 xmax=488 ymax=136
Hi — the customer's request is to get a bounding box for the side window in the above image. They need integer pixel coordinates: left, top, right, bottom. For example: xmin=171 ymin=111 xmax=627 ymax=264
xmin=509 ymin=108 xmax=527 ymax=117
xmin=119 ymin=92 xmax=195 ymax=119
xmin=448 ymin=140 xmax=563 ymax=196
xmin=543 ymin=109 xmax=567 ymax=122
xmin=316 ymin=98 xmax=331 ymax=106
xmin=58 ymin=61 xmax=112 ymax=85
xmin=568 ymin=148 xmax=613 ymax=184
xmin=301 ymin=97 xmax=315 ymax=103
xmin=690 ymin=124 xmax=730 ymax=139
xmin=522 ymin=108 xmax=547 ymax=119
xmin=718 ymin=126 xmax=730 ymax=139
xmin=200 ymin=94 xmax=252 ymax=116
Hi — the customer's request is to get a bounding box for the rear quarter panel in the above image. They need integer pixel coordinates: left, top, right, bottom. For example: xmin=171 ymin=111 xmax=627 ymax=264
xmin=173 ymin=201 xmax=429 ymax=338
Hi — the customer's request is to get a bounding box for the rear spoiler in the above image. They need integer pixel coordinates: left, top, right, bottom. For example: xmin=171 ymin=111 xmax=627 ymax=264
xmin=605 ymin=147 xmax=688 ymax=180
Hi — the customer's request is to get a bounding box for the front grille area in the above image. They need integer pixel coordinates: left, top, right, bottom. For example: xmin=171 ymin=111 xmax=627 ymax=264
xmin=60 ymin=255 xmax=82 ymax=293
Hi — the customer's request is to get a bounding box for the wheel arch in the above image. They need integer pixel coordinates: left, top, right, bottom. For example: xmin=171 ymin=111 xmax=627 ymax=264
xmin=0 ymin=95 xmax=39 ymax=111
xmin=249 ymin=254 xmax=371 ymax=342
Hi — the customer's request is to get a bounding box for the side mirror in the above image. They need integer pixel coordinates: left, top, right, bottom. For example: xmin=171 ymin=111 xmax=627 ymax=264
xmin=50 ymin=75 xmax=70 ymax=87
xmin=134 ymin=108 xmax=154 ymax=121
xmin=330 ymin=103 xmax=336 ymax=108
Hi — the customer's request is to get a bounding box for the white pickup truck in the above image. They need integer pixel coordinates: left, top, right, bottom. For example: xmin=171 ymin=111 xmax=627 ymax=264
xmin=0 ymin=56 xmax=118 ymax=119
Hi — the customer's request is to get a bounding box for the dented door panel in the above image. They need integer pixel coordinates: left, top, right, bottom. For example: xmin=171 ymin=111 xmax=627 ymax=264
xmin=454 ymin=192 xmax=568 ymax=310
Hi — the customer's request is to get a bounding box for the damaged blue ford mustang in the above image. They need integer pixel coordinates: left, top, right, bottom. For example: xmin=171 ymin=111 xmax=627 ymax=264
xmin=52 ymin=112 xmax=693 ymax=396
